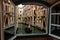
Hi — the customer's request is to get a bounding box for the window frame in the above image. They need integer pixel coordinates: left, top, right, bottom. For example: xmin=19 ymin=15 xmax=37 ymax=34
xmin=49 ymin=1 xmax=60 ymax=39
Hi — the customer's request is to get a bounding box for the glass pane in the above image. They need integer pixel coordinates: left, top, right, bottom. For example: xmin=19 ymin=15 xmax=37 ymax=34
xmin=51 ymin=15 xmax=60 ymax=25
xmin=51 ymin=25 xmax=60 ymax=37
xmin=51 ymin=15 xmax=55 ymax=24
xmin=58 ymin=15 xmax=60 ymax=25
xmin=51 ymin=4 xmax=60 ymax=13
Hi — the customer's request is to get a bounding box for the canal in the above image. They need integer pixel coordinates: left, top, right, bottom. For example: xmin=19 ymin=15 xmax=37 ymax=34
xmin=17 ymin=23 xmax=46 ymax=34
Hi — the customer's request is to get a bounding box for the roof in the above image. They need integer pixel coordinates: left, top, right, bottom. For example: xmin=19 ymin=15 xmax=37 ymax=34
xmin=12 ymin=0 xmax=60 ymax=7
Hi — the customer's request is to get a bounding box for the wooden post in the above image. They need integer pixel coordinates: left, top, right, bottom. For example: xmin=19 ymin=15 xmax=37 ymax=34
xmin=0 ymin=0 xmax=4 ymax=40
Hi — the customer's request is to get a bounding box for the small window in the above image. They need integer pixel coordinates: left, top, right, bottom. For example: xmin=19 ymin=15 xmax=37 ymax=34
xmin=20 ymin=11 xmax=22 ymax=13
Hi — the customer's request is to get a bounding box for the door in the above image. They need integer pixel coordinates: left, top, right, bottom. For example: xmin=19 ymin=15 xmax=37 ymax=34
xmin=49 ymin=1 xmax=60 ymax=39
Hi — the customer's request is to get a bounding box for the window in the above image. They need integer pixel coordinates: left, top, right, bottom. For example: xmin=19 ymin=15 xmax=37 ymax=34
xmin=50 ymin=1 xmax=60 ymax=39
xmin=5 ymin=17 xmax=8 ymax=25
xmin=16 ymin=4 xmax=48 ymax=34
xmin=5 ymin=6 xmax=7 ymax=11
xmin=20 ymin=11 xmax=22 ymax=13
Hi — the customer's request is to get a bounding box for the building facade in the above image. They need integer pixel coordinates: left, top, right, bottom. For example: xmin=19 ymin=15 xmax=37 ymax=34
xmin=3 ymin=0 xmax=14 ymax=29
xmin=22 ymin=5 xmax=47 ymax=30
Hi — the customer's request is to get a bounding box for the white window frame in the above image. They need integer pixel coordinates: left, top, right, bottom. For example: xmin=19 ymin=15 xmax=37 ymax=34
xmin=49 ymin=1 xmax=60 ymax=39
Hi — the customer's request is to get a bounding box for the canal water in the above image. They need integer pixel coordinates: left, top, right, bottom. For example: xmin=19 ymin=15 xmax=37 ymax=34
xmin=4 ymin=23 xmax=46 ymax=34
xmin=17 ymin=23 xmax=46 ymax=34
